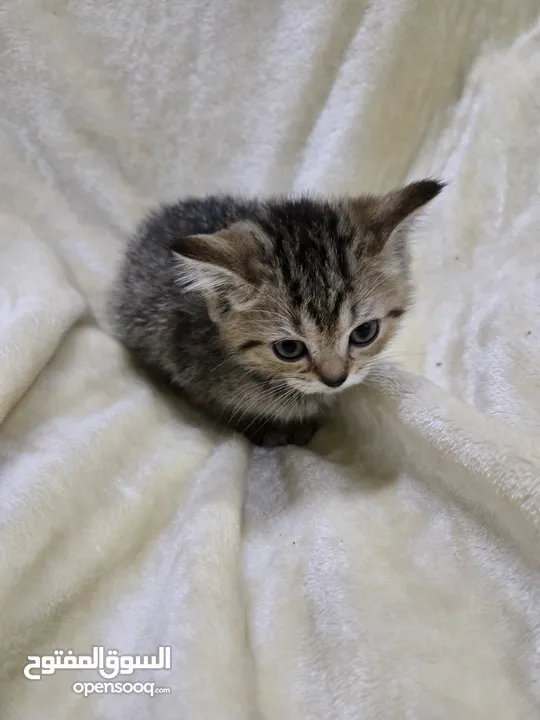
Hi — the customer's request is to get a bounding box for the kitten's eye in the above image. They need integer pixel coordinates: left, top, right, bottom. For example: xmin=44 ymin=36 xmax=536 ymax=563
xmin=350 ymin=319 xmax=380 ymax=347
xmin=272 ymin=340 xmax=307 ymax=361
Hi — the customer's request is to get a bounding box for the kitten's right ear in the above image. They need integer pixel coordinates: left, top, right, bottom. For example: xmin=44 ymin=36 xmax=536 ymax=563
xmin=171 ymin=220 xmax=267 ymax=302
xmin=348 ymin=178 xmax=444 ymax=277
xmin=377 ymin=179 xmax=444 ymax=229
xmin=350 ymin=178 xmax=444 ymax=262
xmin=354 ymin=179 xmax=445 ymax=241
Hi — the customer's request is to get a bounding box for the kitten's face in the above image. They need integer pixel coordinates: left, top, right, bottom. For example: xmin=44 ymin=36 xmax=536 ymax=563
xmin=217 ymin=254 xmax=409 ymax=395
xmin=173 ymin=180 xmax=442 ymax=396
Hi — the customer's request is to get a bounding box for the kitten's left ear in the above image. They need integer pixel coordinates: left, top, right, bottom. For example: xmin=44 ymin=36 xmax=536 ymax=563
xmin=351 ymin=179 xmax=445 ymax=263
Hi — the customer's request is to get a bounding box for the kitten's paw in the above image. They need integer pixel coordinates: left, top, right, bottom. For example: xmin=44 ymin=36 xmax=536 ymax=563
xmin=288 ymin=420 xmax=319 ymax=446
xmin=247 ymin=427 xmax=290 ymax=447
xmin=246 ymin=420 xmax=319 ymax=447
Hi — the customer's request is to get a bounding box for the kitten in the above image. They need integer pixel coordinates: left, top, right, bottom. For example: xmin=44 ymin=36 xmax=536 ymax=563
xmin=109 ymin=180 xmax=443 ymax=447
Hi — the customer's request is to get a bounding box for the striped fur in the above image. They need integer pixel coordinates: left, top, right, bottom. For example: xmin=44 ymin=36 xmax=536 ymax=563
xmin=110 ymin=181 xmax=442 ymax=446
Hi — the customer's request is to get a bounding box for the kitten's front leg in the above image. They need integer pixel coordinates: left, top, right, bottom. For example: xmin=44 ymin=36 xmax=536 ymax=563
xmin=243 ymin=418 xmax=320 ymax=448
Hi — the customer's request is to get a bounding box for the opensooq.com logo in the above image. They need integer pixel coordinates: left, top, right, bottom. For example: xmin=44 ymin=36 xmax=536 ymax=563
xmin=23 ymin=645 xmax=172 ymax=698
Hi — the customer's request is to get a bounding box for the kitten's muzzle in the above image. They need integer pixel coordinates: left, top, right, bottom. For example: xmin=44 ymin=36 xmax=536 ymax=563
xmin=319 ymin=372 xmax=347 ymax=388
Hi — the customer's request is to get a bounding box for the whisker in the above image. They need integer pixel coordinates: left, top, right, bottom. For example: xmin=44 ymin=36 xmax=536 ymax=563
xmin=235 ymin=386 xmax=299 ymax=431
xmin=207 ymin=383 xmax=289 ymax=442
xmin=240 ymin=388 xmax=301 ymax=436
xmin=219 ymin=384 xmax=281 ymax=426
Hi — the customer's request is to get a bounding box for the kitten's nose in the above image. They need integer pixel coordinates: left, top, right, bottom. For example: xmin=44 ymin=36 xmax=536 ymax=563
xmin=320 ymin=372 xmax=347 ymax=388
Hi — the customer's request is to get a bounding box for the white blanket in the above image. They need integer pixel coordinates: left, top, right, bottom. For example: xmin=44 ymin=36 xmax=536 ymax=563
xmin=1 ymin=1 xmax=540 ymax=717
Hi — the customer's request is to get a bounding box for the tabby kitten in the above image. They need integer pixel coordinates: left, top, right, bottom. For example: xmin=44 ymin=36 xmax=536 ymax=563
xmin=110 ymin=180 xmax=442 ymax=446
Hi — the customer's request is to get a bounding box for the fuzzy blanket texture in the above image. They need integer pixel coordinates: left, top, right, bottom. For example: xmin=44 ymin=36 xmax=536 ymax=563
xmin=1 ymin=1 xmax=540 ymax=718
